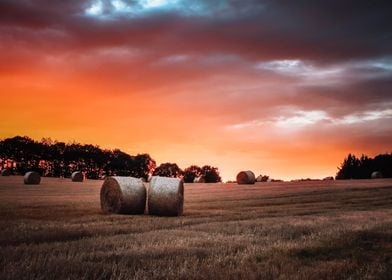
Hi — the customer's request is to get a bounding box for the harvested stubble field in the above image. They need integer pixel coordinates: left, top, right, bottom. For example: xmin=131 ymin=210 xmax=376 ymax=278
xmin=0 ymin=177 xmax=392 ymax=280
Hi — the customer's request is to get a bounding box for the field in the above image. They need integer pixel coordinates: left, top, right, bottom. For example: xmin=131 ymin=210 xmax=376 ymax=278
xmin=1 ymin=176 xmax=392 ymax=279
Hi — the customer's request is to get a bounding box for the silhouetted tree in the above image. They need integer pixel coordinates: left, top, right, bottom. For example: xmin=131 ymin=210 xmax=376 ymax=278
xmin=0 ymin=136 xmax=157 ymax=180
xmin=336 ymin=153 xmax=392 ymax=179
xmin=336 ymin=154 xmax=360 ymax=179
xmin=130 ymin=154 xmax=156 ymax=181
xmin=0 ymin=136 xmax=227 ymax=182
xmin=358 ymin=154 xmax=372 ymax=179
xmin=0 ymin=136 xmax=42 ymax=174
xmin=201 ymin=165 xmax=222 ymax=183
xmin=183 ymin=165 xmax=202 ymax=183
xmin=107 ymin=149 xmax=133 ymax=176
xmin=257 ymin=174 xmax=270 ymax=182
xmin=153 ymin=162 xmax=183 ymax=178
xmin=373 ymin=154 xmax=392 ymax=178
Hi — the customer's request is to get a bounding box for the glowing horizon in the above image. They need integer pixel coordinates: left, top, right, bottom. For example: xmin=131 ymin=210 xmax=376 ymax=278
xmin=0 ymin=1 xmax=391 ymax=181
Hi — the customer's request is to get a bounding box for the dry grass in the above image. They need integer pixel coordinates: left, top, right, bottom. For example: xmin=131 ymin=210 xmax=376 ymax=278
xmin=0 ymin=176 xmax=391 ymax=279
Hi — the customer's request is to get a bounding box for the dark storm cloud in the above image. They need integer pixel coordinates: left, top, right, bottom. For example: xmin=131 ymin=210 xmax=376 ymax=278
xmin=259 ymin=0 xmax=392 ymax=61
xmin=1 ymin=0 xmax=391 ymax=61
xmin=0 ymin=0 xmax=85 ymax=28
xmin=287 ymin=76 xmax=392 ymax=116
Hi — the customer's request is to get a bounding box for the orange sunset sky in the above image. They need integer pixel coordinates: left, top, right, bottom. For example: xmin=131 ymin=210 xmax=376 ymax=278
xmin=0 ymin=0 xmax=391 ymax=181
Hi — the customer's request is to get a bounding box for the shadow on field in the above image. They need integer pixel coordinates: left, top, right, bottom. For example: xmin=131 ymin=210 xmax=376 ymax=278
xmin=294 ymin=227 xmax=392 ymax=261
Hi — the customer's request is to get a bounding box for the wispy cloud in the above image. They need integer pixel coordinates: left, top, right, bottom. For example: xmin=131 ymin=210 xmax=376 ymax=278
xmin=255 ymin=60 xmax=342 ymax=79
xmin=227 ymin=109 xmax=392 ymax=131
xmin=84 ymin=0 xmax=262 ymax=18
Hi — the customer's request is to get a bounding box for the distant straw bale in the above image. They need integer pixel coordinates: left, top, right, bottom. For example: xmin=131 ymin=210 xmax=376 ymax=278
xmin=24 ymin=171 xmax=41 ymax=185
xmin=71 ymin=171 xmax=84 ymax=182
xmin=148 ymin=176 xmax=184 ymax=216
xmin=371 ymin=171 xmax=383 ymax=179
xmin=237 ymin=171 xmax=255 ymax=185
xmin=100 ymin=176 xmax=146 ymax=214
xmin=1 ymin=169 xmax=10 ymax=176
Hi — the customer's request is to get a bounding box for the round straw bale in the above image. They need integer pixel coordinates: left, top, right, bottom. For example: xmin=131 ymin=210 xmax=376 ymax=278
xmin=371 ymin=171 xmax=383 ymax=179
xmin=148 ymin=176 xmax=184 ymax=216
xmin=237 ymin=171 xmax=256 ymax=184
xmin=100 ymin=176 xmax=146 ymax=214
xmin=24 ymin=171 xmax=41 ymax=185
xmin=71 ymin=171 xmax=84 ymax=182
xmin=1 ymin=169 xmax=10 ymax=176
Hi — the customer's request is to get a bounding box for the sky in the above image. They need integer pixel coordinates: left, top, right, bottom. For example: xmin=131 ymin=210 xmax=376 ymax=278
xmin=0 ymin=0 xmax=391 ymax=181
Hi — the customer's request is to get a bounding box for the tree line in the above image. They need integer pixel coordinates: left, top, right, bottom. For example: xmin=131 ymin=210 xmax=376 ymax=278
xmin=336 ymin=153 xmax=392 ymax=179
xmin=0 ymin=136 xmax=221 ymax=182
